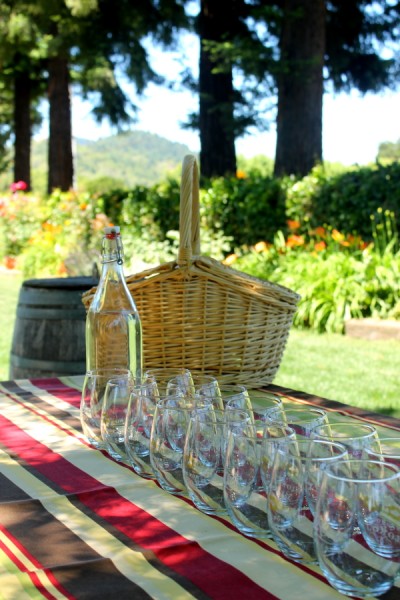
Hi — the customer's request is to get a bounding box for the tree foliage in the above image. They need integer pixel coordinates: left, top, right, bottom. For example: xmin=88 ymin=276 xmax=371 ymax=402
xmin=377 ymin=139 xmax=400 ymax=161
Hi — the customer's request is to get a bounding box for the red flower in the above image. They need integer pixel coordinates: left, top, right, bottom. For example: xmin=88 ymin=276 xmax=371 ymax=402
xmin=10 ymin=180 xmax=28 ymax=192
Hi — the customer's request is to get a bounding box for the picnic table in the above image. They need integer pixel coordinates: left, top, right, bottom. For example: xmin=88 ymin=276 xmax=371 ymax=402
xmin=0 ymin=375 xmax=399 ymax=599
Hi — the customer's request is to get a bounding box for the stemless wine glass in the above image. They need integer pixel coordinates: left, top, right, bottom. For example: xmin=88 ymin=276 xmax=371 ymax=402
xmin=268 ymin=406 xmax=328 ymax=439
xmin=247 ymin=393 xmax=285 ymax=416
xmin=267 ymin=438 xmax=348 ymax=564
xmin=195 ymin=383 xmax=250 ymax=412
xmin=124 ymin=383 xmax=159 ymax=479
xmin=144 ymin=368 xmax=192 ymax=396
xmin=366 ymin=437 xmax=400 ymax=468
xmin=183 ymin=374 xmax=220 ymax=400
xmin=227 ymin=394 xmax=286 ymax=434
xmin=260 ymin=424 xmax=297 ymax=491
xmin=224 ymin=431 xmax=270 ymax=538
xmin=101 ymin=371 xmax=135 ymax=461
xmin=314 ymin=459 xmax=400 ymax=598
xmin=223 ymin=425 xmax=295 ymax=539
xmin=80 ymin=368 xmax=132 ymax=448
xmin=150 ymin=395 xmax=212 ymax=495
xmin=311 ymin=421 xmax=379 ymax=458
xmin=183 ymin=408 xmax=252 ymax=515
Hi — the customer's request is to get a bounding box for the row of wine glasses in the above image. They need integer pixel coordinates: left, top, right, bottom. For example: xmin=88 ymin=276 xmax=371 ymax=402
xmin=80 ymin=367 xmax=400 ymax=599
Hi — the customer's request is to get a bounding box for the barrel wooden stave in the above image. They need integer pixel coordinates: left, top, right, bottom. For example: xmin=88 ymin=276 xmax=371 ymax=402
xmin=10 ymin=277 xmax=97 ymax=379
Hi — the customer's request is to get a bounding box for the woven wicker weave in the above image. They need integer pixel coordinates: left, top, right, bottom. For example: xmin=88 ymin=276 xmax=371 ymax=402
xmin=83 ymin=155 xmax=300 ymax=387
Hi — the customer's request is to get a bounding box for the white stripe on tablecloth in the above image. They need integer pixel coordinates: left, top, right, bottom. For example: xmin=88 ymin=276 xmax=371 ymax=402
xmin=0 ymin=391 xmax=351 ymax=600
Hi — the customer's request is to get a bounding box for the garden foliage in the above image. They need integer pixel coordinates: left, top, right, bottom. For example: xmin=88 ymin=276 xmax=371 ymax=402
xmin=1 ymin=161 xmax=399 ymax=334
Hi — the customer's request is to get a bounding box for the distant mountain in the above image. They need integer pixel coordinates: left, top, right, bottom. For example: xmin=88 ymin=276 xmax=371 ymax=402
xmin=30 ymin=130 xmax=195 ymax=189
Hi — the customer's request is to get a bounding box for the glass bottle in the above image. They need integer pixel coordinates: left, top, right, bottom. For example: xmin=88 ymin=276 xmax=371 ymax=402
xmin=85 ymin=226 xmax=142 ymax=381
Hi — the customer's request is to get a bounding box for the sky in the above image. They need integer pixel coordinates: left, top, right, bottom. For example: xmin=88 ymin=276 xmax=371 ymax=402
xmin=37 ymin=33 xmax=400 ymax=166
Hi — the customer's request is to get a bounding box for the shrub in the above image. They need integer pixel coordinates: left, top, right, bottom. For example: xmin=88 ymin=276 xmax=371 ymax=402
xmin=201 ymin=175 xmax=286 ymax=250
xmin=286 ymin=163 xmax=400 ymax=240
xmin=230 ymin=224 xmax=400 ymax=333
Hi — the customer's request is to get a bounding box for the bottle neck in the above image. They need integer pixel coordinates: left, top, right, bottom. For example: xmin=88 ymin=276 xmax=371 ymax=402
xmin=101 ymin=232 xmax=124 ymax=266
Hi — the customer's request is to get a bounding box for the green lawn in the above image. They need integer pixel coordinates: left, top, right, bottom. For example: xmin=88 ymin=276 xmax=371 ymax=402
xmin=0 ymin=270 xmax=23 ymax=381
xmin=0 ymin=271 xmax=399 ymax=418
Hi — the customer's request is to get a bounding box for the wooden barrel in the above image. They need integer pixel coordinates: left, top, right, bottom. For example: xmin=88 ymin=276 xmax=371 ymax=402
xmin=10 ymin=277 xmax=98 ymax=379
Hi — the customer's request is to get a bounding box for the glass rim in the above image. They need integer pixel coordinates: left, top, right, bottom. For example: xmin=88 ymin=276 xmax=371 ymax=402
xmin=233 ymin=425 xmax=296 ymax=441
xmin=323 ymin=459 xmax=400 ymax=483
xmin=288 ymin=438 xmax=349 ymax=461
xmin=367 ymin=437 xmax=400 ymax=459
xmin=191 ymin=407 xmax=250 ymax=424
xmin=155 ymin=395 xmax=212 ymax=410
xmin=312 ymin=421 xmax=377 ymax=439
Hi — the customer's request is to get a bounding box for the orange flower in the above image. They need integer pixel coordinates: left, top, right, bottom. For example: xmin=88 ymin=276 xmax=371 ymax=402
xmin=286 ymin=234 xmax=305 ymax=248
xmin=80 ymin=202 xmax=88 ymax=210
xmin=313 ymin=226 xmax=326 ymax=238
xmin=236 ymin=169 xmax=246 ymax=179
xmin=254 ymin=241 xmax=269 ymax=253
xmin=314 ymin=241 xmax=326 ymax=252
xmin=331 ymin=229 xmax=344 ymax=242
xmin=223 ymin=253 xmax=237 ymax=266
xmin=4 ymin=256 xmax=16 ymax=269
xmin=57 ymin=262 xmax=68 ymax=276
xmin=287 ymin=219 xmax=300 ymax=231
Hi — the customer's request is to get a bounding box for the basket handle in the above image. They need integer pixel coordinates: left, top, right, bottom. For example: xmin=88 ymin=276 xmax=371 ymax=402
xmin=178 ymin=154 xmax=200 ymax=265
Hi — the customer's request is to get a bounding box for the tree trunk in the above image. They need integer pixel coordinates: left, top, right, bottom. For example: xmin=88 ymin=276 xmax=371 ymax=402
xmin=199 ymin=0 xmax=237 ymax=179
xmin=274 ymin=0 xmax=326 ymax=177
xmin=47 ymin=55 xmax=74 ymax=193
xmin=13 ymin=71 xmax=31 ymax=190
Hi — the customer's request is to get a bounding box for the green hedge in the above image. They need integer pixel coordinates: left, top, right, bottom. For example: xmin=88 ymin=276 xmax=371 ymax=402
xmin=83 ymin=161 xmax=400 ymax=251
xmin=285 ymin=162 xmax=400 ymax=240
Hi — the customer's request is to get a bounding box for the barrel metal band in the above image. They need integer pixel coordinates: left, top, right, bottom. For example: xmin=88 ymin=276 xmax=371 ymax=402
xmin=10 ymin=354 xmax=86 ymax=373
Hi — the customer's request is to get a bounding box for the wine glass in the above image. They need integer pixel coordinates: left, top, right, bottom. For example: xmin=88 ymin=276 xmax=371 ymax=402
xmin=223 ymin=425 xmax=295 ymax=539
xmin=183 ymin=408 xmax=252 ymax=515
xmin=198 ymin=383 xmax=250 ymax=412
xmin=311 ymin=421 xmax=379 ymax=458
xmin=150 ymin=395 xmax=213 ymax=496
xmin=80 ymin=368 xmax=132 ymax=448
xmin=366 ymin=437 xmax=400 ymax=467
xmin=267 ymin=438 xmax=348 ymax=564
xmin=144 ymin=368 xmax=193 ymax=397
xmin=124 ymin=383 xmax=158 ymax=479
xmin=226 ymin=394 xmax=286 ymax=434
xmin=268 ymin=406 xmax=329 ymax=439
xmin=314 ymin=459 xmax=400 ymax=598
xmin=101 ymin=371 xmax=135 ymax=461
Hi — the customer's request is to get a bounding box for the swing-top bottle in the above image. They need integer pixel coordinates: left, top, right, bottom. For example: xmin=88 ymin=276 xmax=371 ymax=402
xmin=85 ymin=226 xmax=142 ymax=381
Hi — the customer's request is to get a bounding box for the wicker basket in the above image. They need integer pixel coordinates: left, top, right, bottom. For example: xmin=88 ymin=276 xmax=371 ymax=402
xmin=83 ymin=155 xmax=300 ymax=387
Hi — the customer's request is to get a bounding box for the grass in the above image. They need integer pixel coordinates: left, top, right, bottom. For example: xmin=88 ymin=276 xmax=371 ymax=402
xmin=0 ymin=271 xmax=399 ymax=419
xmin=274 ymin=330 xmax=400 ymax=419
xmin=0 ymin=270 xmax=23 ymax=380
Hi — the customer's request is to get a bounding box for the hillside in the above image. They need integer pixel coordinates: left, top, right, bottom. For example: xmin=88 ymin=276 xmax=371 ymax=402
xmin=5 ymin=130 xmax=195 ymax=192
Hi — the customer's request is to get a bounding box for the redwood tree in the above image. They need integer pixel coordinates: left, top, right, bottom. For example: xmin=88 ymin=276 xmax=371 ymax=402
xmin=274 ymin=0 xmax=325 ymax=176
xmin=198 ymin=0 xmax=239 ymax=178
xmin=47 ymin=55 xmax=74 ymax=193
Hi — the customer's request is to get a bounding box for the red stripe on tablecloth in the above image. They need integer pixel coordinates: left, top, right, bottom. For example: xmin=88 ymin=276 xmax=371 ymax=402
xmin=0 ymin=415 xmax=278 ymax=600
xmin=0 ymin=523 xmax=42 ymax=570
xmin=3 ymin=378 xmax=82 ymax=410
xmin=0 ymin=525 xmax=75 ymax=600
xmin=0 ymin=380 xmax=96 ymax=453
xmin=31 ymin=378 xmax=82 ymax=409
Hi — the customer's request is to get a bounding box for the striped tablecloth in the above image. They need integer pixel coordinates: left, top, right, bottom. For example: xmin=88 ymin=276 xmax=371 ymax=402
xmin=0 ymin=376 xmax=399 ymax=600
